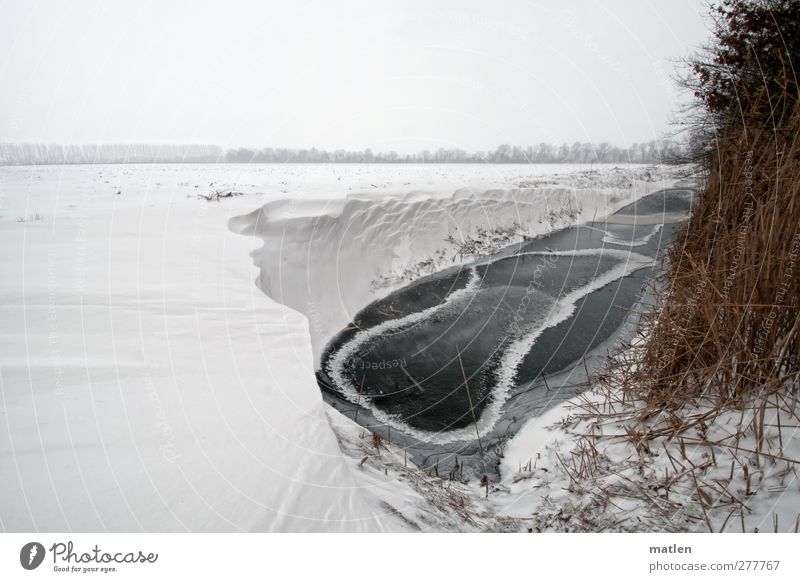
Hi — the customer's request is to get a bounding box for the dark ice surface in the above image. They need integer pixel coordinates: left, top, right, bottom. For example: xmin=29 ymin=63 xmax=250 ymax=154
xmin=317 ymin=188 xmax=695 ymax=474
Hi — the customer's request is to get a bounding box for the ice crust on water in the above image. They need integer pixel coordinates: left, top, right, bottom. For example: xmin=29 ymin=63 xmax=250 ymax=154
xmin=602 ymin=223 xmax=664 ymax=247
xmin=325 ymin=248 xmax=652 ymax=444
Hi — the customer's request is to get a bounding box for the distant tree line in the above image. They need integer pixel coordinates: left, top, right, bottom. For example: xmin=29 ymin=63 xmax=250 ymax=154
xmin=0 ymin=143 xmax=224 ymax=165
xmin=225 ymin=140 xmax=686 ymax=164
xmin=1 ymin=139 xmax=687 ymax=166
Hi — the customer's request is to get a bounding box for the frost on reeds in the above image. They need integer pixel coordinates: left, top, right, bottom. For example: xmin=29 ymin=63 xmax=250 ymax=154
xmin=370 ymin=198 xmax=583 ymax=291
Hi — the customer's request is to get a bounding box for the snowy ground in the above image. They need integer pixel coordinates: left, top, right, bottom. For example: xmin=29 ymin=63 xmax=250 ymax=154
xmin=1 ymin=162 xmax=695 ymax=532
xmin=496 ymin=363 xmax=800 ymax=533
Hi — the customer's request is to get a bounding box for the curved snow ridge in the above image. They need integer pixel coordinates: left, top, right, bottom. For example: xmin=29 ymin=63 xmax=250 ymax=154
xmin=330 ymin=249 xmax=653 ymax=445
xmin=227 ymin=183 xmax=662 ymax=362
xmin=602 ymin=223 xmax=664 ymax=247
xmin=326 ymin=267 xmax=481 ymax=403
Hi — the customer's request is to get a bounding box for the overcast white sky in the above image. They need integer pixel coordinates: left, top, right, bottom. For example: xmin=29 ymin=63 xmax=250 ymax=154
xmin=0 ymin=0 xmax=710 ymax=152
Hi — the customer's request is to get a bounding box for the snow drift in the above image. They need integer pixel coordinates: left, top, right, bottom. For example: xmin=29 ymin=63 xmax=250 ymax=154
xmin=228 ymin=169 xmax=679 ymax=365
xmin=0 ymin=164 xmax=444 ymax=532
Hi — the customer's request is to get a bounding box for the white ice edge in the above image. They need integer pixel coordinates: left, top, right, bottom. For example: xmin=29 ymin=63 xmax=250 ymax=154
xmin=602 ymin=223 xmax=664 ymax=247
xmin=327 ymin=248 xmax=652 ymax=444
xmin=326 ymin=267 xmax=481 ymax=400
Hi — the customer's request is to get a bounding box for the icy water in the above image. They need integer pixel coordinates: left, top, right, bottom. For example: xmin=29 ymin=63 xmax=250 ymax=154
xmin=319 ymin=189 xmax=694 ymax=442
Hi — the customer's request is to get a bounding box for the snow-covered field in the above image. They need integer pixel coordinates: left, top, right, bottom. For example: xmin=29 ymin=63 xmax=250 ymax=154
xmin=0 ymin=162 xmax=688 ymax=532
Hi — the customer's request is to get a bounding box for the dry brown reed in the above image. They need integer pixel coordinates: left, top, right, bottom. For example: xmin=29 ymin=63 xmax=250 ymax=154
xmin=616 ymin=95 xmax=800 ymax=419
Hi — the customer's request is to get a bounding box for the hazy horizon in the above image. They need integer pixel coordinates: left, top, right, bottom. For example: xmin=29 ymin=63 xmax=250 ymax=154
xmin=1 ymin=0 xmax=709 ymax=153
